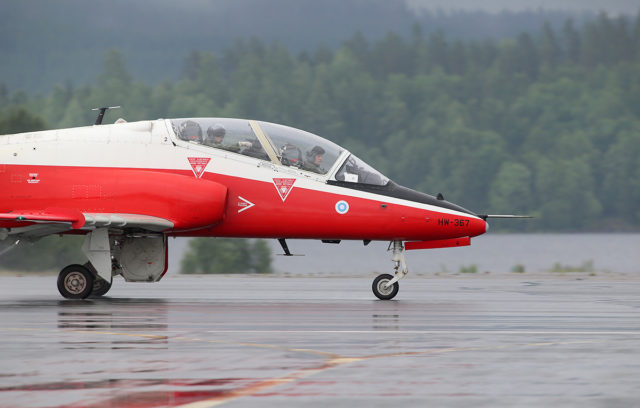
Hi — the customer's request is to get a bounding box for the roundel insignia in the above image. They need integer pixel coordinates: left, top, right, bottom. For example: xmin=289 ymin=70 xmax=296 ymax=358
xmin=335 ymin=200 xmax=349 ymax=215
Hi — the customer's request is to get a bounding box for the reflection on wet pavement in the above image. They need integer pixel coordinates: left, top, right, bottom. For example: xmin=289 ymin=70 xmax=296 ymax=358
xmin=1 ymin=275 xmax=639 ymax=407
xmin=55 ymin=299 xmax=169 ymax=351
xmin=0 ymin=378 xmax=267 ymax=407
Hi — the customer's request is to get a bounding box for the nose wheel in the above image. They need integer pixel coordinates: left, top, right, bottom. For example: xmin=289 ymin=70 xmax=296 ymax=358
xmin=372 ymin=240 xmax=408 ymax=300
xmin=372 ymin=274 xmax=399 ymax=300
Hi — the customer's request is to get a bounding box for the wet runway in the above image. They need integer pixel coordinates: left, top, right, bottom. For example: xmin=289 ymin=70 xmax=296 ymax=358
xmin=1 ymin=273 xmax=639 ymax=407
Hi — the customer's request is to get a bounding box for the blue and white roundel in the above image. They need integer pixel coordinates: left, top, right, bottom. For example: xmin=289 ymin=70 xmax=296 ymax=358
xmin=335 ymin=200 xmax=350 ymax=214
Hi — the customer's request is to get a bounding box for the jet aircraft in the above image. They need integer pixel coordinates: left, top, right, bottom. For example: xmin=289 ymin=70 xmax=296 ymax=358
xmin=0 ymin=111 xmax=517 ymax=300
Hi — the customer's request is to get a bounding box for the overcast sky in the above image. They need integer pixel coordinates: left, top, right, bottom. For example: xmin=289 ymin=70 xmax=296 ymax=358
xmin=406 ymin=0 xmax=639 ymax=15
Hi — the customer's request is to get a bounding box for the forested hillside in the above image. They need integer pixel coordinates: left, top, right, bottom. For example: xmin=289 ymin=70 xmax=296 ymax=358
xmin=2 ymin=12 xmax=640 ymax=231
xmin=0 ymin=0 xmax=588 ymax=93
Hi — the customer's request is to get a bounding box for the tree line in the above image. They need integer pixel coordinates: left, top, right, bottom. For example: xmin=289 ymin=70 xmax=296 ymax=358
xmin=2 ymin=12 xmax=640 ymax=231
xmin=1 ymin=1 xmax=589 ymax=93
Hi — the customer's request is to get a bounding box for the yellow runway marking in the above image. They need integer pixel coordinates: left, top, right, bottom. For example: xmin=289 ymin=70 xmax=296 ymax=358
xmin=173 ymin=339 xmax=603 ymax=408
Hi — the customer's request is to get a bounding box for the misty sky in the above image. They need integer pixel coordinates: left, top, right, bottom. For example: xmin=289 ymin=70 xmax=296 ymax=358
xmin=406 ymin=0 xmax=639 ymax=15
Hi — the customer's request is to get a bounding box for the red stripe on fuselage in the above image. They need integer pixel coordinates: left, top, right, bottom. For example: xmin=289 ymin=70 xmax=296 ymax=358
xmin=0 ymin=164 xmax=226 ymax=231
xmin=0 ymin=164 xmax=486 ymax=241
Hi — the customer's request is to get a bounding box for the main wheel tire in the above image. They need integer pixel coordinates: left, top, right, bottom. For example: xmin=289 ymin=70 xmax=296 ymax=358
xmin=372 ymin=273 xmax=399 ymax=300
xmin=91 ymin=277 xmax=112 ymax=297
xmin=83 ymin=262 xmax=112 ymax=297
xmin=57 ymin=264 xmax=94 ymax=299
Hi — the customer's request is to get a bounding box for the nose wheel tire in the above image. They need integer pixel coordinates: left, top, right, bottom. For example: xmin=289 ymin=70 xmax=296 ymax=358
xmin=57 ymin=264 xmax=94 ymax=299
xmin=372 ymin=273 xmax=399 ymax=300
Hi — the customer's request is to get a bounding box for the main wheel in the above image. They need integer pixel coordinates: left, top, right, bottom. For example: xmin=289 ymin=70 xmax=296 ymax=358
xmin=83 ymin=262 xmax=112 ymax=297
xmin=91 ymin=277 xmax=112 ymax=297
xmin=372 ymin=273 xmax=399 ymax=300
xmin=57 ymin=264 xmax=94 ymax=299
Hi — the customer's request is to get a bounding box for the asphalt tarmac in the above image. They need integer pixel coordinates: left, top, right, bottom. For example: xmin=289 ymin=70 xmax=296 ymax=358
xmin=0 ymin=273 xmax=639 ymax=407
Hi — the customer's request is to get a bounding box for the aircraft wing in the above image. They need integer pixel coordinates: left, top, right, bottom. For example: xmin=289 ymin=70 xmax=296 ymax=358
xmin=0 ymin=208 xmax=83 ymax=237
xmin=0 ymin=208 xmax=174 ymax=248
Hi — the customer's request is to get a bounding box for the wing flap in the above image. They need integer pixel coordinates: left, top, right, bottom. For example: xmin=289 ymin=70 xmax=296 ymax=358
xmin=83 ymin=213 xmax=173 ymax=232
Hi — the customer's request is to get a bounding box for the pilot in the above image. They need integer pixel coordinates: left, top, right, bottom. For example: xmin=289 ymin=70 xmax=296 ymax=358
xmin=301 ymin=145 xmax=326 ymax=174
xmin=204 ymin=124 xmax=226 ymax=146
xmin=178 ymin=120 xmax=203 ymax=142
xmin=204 ymin=124 xmax=242 ymax=152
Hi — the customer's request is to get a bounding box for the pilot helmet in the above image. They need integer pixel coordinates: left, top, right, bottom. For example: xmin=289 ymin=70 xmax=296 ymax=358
xmin=308 ymin=145 xmax=325 ymax=158
xmin=207 ymin=124 xmax=226 ymax=139
xmin=179 ymin=120 xmax=202 ymax=141
xmin=281 ymin=143 xmax=302 ymax=164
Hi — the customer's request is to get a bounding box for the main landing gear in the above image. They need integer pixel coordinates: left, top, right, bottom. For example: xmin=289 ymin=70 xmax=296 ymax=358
xmin=372 ymin=240 xmax=408 ymax=300
xmin=57 ymin=264 xmax=95 ymax=299
xmin=56 ymin=262 xmax=113 ymax=299
xmin=56 ymin=228 xmax=168 ymax=299
xmin=85 ymin=261 xmax=113 ymax=297
xmin=57 ymin=228 xmax=114 ymax=299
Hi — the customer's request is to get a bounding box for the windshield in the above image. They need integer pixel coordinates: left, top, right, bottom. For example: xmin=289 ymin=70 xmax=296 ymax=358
xmin=170 ymin=118 xmax=270 ymax=161
xmin=258 ymin=121 xmax=343 ymax=175
xmin=335 ymin=154 xmax=389 ymax=186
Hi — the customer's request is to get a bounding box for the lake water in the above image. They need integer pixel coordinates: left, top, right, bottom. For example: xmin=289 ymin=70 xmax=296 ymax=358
xmin=167 ymin=234 xmax=640 ymax=276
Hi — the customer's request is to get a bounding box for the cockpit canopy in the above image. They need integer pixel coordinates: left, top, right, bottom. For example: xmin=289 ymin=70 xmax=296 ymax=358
xmin=335 ymin=154 xmax=389 ymax=186
xmin=169 ymin=118 xmax=388 ymax=186
xmin=172 ymin=118 xmax=271 ymax=161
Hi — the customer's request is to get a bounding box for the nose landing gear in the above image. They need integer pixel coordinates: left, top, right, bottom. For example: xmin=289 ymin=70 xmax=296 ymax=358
xmin=372 ymin=240 xmax=408 ymax=300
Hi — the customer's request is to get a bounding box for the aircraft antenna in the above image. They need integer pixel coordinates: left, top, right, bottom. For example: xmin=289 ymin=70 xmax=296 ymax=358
xmin=91 ymin=106 xmax=121 ymax=125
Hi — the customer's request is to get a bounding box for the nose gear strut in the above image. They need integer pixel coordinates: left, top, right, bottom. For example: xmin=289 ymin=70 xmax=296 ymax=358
xmin=372 ymin=240 xmax=408 ymax=300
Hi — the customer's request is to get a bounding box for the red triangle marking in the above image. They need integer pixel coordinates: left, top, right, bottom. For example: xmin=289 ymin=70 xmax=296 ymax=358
xmin=188 ymin=157 xmax=211 ymax=178
xmin=273 ymin=178 xmax=296 ymax=202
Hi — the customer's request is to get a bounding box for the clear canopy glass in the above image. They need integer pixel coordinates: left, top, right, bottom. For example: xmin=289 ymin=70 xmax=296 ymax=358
xmin=335 ymin=154 xmax=389 ymax=186
xmin=258 ymin=121 xmax=344 ymax=175
xmin=170 ymin=118 xmax=270 ymax=161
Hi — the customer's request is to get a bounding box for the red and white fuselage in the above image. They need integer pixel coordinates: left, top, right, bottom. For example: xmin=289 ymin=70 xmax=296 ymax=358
xmin=0 ymin=118 xmax=486 ymax=242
